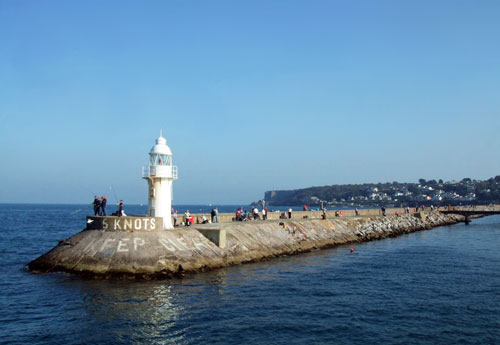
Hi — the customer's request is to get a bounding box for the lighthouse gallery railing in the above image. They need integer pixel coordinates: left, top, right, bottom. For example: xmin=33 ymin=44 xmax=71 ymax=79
xmin=142 ymin=165 xmax=178 ymax=179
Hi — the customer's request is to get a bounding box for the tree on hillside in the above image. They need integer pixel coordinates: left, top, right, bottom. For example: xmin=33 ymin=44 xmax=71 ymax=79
xmin=262 ymin=175 xmax=500 ymax=206
xmin=408 ymin=185 xmax=419 ymax=194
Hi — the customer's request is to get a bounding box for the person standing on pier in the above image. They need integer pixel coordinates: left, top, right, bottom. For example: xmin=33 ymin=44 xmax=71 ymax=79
xmin=173 ymin=210 xmax=178 ymax=227
xmin=118 ymin=200 xmax=124 ymax=217
xmin=288 ymin=208 xmax=292 ymax=219
xmin=211 ymin=208 xmax=216 ymax=223
xmin=252 ymin=207 xmax=258 ymax=220
xmin=93 ymin=196 xmax=101 ymax=216
xmin=100 ymin=196 xmax=107 ymax=216
xmin=214 ymin=208 xmax=218 ymax=223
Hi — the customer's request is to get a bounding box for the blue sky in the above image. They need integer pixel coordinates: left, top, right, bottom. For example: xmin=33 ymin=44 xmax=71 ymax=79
xmin=1 ymin=0 xmax=499 ymax=204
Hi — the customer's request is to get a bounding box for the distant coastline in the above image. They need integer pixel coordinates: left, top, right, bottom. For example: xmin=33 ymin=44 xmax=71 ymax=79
xmin=260 ymin=176 xmax=500 ymax=207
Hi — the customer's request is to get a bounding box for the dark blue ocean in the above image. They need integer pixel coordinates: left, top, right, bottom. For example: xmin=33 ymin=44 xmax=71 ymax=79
xmin=0 ymin=204 xmax=499 ymax=345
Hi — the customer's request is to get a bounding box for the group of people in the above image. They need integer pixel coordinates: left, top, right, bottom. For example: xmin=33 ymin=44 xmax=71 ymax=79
xmin=93 ymin=202 xmax=438 ymax=222
xmin=92 ymin=196 xmax=124 ymax=217
xmin=279 ymin=208 xmax=293 ymax=219
xmin=92 ymin=196 xmax=108 ymax=216
xmin=172 ymin=209 xmax=194 ymax=227
xmin=139 ymin=204 xmax=446 ymax=227
xmin=235 ymin=207 xmax=268 ymax=221
xmin=171 ymin=208 xmax=219 ymax=227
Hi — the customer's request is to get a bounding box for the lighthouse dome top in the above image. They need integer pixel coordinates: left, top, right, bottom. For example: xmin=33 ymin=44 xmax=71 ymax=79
xmin=149 ymin=135 xmax=172 ymax=155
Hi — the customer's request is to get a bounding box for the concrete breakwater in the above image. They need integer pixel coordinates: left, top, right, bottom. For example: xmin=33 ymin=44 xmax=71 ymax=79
xmin=28 ymin=212 xmax=465 ymax=279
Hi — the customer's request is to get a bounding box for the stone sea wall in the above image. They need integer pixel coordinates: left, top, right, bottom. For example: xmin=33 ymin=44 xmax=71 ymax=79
xmin=28 ymin=212 xmax=464 ymax=279
xmin=179 ymin=207 xmax=440 ymax=224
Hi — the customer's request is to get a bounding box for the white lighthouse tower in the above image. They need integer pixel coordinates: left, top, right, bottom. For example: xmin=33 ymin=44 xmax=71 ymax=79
xmin=142 ymin=132 xmax=178 ymax=229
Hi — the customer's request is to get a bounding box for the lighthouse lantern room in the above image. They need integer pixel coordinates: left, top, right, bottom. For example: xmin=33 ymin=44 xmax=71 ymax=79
xmin=142 ymin=133 xmax=178 ymax=229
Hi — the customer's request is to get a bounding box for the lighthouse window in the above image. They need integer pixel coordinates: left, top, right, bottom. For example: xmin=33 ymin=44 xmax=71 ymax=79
xmin=150 ymin=154 xmax=171 ymax=165
xmin=161 ymin=155 xmax=171 ymax=165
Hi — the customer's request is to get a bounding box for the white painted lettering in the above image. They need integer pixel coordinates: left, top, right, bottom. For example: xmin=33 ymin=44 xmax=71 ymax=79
xmin=159 ymin=238 xmax=175 ymax=251
xmin=124 ymin=219 xmax=132 ymax=230
xmin=150 ymin=218 xmax=156 ymax=229
xmin=114 ymin=219 xmax=121 ymax=230
xmin=134 ymin=237 xmax=145 ymax=250
xmin=170 ymin=238 xmax=186 ymax=251
xmin=83 ymin=240 xmax=98 ymax=253
xmin=177 ymin=237 xmax=189 ymax=249
xmin=193 ymin=237 xmax=209 ymax=251
xmin=134 ymin=219 xmax=141 ymax=229
xmin=117 ymin=238 xmax=130 ymax=252
xmin=100 ymin=238 xmax=116 ymax=251
xmin=102 ymin=218 xmax=108 ymax=230
xmin=142 ymin=218 xmax=149 ymax=230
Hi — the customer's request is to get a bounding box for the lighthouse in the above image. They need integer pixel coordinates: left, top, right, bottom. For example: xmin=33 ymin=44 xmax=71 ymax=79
xmin=142 ymin=133 xmax=178 ymax=229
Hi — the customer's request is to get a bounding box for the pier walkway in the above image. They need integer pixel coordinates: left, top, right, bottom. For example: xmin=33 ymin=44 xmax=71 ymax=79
xmin=177 ymin=207 xmax=441 ymax=226
xmin=176 ymin=205 xmax=500 ymax=226
xmin=439 ymin=206 xmax=500 ymax=221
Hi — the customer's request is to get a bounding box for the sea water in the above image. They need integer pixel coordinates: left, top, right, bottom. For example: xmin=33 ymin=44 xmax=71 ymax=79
xmin=0 ymin=204 xmax=498 ymax=344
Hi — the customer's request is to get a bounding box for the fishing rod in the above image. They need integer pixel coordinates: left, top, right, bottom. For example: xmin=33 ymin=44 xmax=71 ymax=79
xmin=70 ymin=185 xmax=97 ymax=214
xmin=109 ymin=185 xmax=119 ymax=204
xmin=78 ymin=185 xmax=96 ymax=198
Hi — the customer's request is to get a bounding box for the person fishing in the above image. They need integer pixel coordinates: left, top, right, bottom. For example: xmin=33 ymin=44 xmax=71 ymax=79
xmin=118 ymin=200 xmax=124 ymax=217
xmin=100 ymin=196 xmax=107 ymax=216
xmin=93 ymin=196 xmax=101 ymax=216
